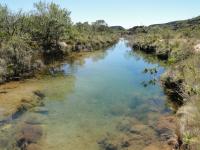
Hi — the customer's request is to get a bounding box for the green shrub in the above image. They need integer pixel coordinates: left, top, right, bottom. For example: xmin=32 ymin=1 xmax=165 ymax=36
xmin=0 ymin=36 xmax=33 ymax=78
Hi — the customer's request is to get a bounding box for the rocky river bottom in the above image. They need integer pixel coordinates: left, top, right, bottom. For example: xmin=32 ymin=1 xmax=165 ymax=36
xmin=0 ymin=40 xmax=178 ymax=150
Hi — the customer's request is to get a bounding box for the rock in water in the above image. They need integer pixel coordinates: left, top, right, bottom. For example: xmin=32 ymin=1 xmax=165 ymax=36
xmin=16 ymin=124 xmax=43 ymax=149
xmin=33 ymin=90 xmax=45 ymax=99
xmin=156 ymin=115 xmax=179 ymax=149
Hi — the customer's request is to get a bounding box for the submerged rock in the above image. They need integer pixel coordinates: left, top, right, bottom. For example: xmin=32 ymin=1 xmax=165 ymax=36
xmin=156 ymin=115 xmax=179 ymax=149
xmin=109 ymin=105 xmax=129 ymax=116
xmin=116 ymin=119 xmax=148 ymax=135
xmin=32 ymin=107 xmax=48 ymax=115
xmin=23 ymin=114 xmax=44 ymax=125
xmin=120 ymin=141 xmax=130 ymax=148
xmin=98 ymin=139 xmax=118 ymax=150
xmin=98 ymin=117 xmax=165 ymax=150
xmin=33 ymin=90 xmax=45 ymax=99
xmin=16 ymin=124 xmax=43 ymax=150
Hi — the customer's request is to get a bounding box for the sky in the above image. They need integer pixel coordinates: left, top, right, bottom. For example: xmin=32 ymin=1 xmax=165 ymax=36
xmin=0 ymin=0 xmax=200 ymax=28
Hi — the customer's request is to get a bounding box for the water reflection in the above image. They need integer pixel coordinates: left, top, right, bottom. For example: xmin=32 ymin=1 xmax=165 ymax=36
xmin=0 ymin=39 xmax=172 ymax=150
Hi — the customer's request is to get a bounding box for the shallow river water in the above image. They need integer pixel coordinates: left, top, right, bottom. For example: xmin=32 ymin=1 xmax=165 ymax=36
xmin=1 ymin=39 xmax=171 ymax=150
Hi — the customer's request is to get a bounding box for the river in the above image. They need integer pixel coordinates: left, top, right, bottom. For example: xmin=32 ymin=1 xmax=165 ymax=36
xmin=0 ymin=39 xmax=171 ymax=150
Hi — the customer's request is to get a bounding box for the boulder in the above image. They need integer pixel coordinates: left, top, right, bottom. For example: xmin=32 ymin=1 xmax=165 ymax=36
xmin=58 ymin=41 xmax=68 ymax=48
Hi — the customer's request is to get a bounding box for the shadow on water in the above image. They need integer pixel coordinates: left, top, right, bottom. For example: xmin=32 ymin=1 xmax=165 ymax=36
xmin=126 ymin=47 xmax=168 ymax=67
xmin=45 ymin=47 xmax=111 ymax=77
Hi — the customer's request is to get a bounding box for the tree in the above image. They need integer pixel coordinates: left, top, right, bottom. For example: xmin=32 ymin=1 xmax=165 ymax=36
xmin=75 ymin=22 xmax=91 ymax=33
xmin=92 ymin=20 xmax=108 ymax=32
xmin=30 ymin=2 xmax=72 ymax=51
xmin=0 ymin=5 xmax=27 ymax=39
xmin=93 ymin=20 xmax=108 ymax=26
xmin=0 ymin=35 xmax=33 ymax=78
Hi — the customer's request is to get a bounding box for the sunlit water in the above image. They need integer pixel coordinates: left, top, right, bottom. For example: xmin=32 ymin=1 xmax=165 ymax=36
xmin=1 ymin=39 xmax=171 ymax=149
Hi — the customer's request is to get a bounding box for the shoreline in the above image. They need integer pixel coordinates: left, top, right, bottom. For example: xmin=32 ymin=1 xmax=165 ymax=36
xmin=129 ymin=40 xmax=199 ymax=149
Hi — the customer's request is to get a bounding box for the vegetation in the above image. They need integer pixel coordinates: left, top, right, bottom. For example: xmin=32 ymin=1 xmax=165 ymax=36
xmin=127 ymin=16 xmax=200 ymax=63
xmin=1 ymin=1 xmax=199 ymax=149
xmin=0 ymin=2 xmax=119 ymax=84
xmin=127 ymin=16 xmax=200 ymax=149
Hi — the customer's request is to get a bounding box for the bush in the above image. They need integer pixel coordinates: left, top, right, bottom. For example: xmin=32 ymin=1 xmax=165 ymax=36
xmin=28 ymin=2 xmax=72 ymax=51
xmin=0 ymin=2 xmax=119 ymax=82
xmin=0 ymin=36 xmax=33 ymax=79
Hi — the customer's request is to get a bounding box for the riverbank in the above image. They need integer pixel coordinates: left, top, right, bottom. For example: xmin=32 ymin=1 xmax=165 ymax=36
xmin=0 ymin=2 xmax=121 ymax=85
xmin=0 ymin=34 xmax=119 ymax=84
xmin=0 ymin=42 xmax=119 ymax=126
xmin=127 ymin=16 xmax=200 ymax=149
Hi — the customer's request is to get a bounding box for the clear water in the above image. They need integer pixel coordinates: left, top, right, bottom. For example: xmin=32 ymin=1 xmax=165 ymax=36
xmin=1 ymin=39 xmax=170 ymax=149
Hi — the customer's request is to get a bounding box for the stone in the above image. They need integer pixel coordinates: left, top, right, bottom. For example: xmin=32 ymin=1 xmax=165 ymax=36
xmin=194 ymin=43 xmax=200 ymax=53
xmin=24 ymin=114 xmax=43 ymax=125
xmin=98 ymin=139 xmax=118 ymax=150
xmin=58 ymin=42 xmax=68 ymax=48
xmin=16 ymin=124 xmax=43 ymax=149
xmin=33 ymin=90 xmax=45 ymax=99
xmin=156 ymin=115 xmax=179 ymax=149
xmin=32 ymin=107 xmax=48 ymax=115
xmin=120 ymin=141 xmax=130 ymax=148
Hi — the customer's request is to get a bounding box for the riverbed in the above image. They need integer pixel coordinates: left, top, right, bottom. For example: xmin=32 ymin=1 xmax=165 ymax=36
xmin=0 ymin=39 xmax=172 ymax=150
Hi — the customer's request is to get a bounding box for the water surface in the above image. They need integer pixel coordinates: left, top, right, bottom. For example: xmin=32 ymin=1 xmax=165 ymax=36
xmin=1 ymin=40 xmax=170 ymax=149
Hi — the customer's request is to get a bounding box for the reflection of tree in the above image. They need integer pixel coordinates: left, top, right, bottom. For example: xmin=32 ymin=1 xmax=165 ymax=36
xmin=141 ymin=67 xmax=158 ymax=87
xmin=46 ymin=48 xmax=110 ymax=76
xmin=42 ymin=44 xmax=110 ymax=66
xmin=43 ymin=48 xmax=111 ymax=101
xmin=126 ymin=49 xmax=167 ymax=67
xmin=67 ymin=49 xmax=109 ymax=65
xmin=125 ymin=49 xmax=167 ymax=88
xmin=90 ymin=50 xmax=108 ymax=62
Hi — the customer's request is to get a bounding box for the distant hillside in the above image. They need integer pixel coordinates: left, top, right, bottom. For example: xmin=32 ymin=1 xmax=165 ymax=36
xmin=150 ymin=16 xmax=200 ymax=30
xmin=110 ymin=26 xmax=125 ymax=31
xmin=128 ymin=15 xmax=200 ymax=33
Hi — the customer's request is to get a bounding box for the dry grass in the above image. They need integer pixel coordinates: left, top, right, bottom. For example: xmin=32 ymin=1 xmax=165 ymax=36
xmin=177 ymin=96 xmax=200 ymax=149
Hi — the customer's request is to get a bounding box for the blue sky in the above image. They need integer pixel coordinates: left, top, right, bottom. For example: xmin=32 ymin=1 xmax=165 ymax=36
xmin=0 ymin=0 xmax=200 ymax=28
